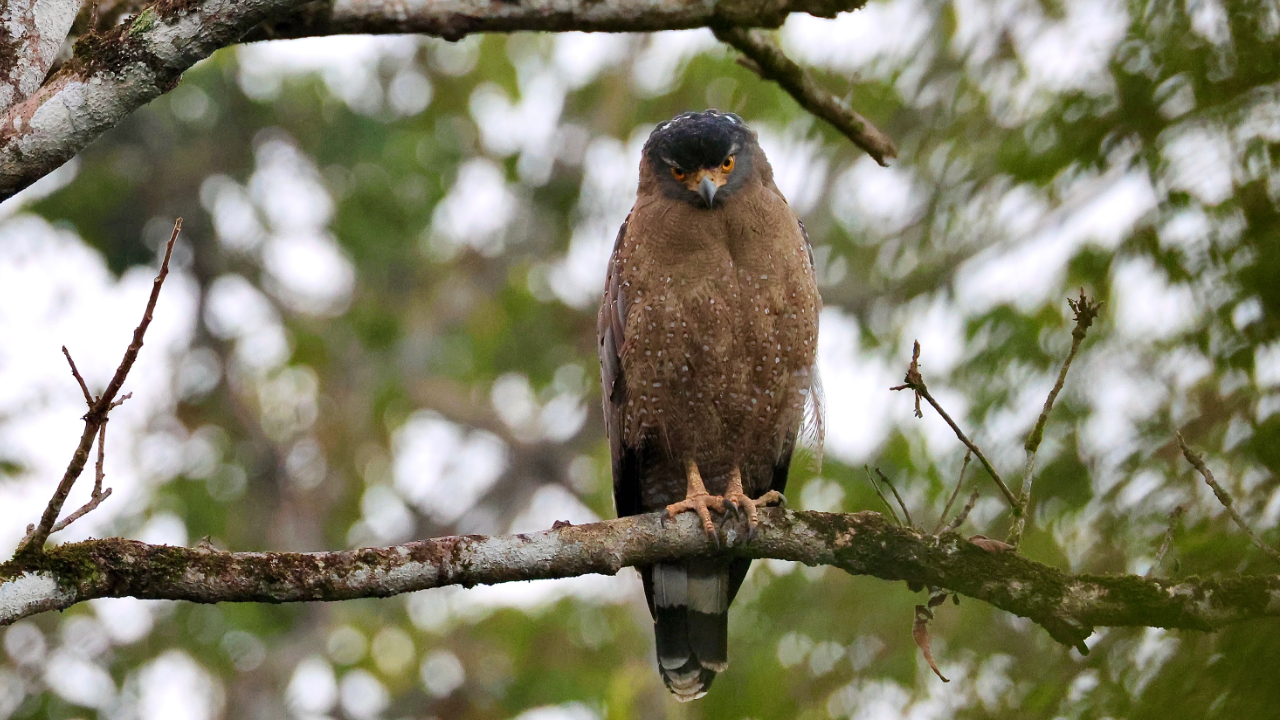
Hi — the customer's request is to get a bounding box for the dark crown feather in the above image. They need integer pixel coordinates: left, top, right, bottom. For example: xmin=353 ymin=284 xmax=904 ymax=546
xmin=643 ymin=110 xmax=754 ymax=172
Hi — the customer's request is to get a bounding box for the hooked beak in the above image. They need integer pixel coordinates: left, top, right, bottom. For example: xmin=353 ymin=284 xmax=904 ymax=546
xmin=698 ymin=176 xmax=717 ymax=208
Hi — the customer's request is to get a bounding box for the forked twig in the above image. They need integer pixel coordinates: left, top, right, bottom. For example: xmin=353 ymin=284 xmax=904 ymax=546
xmin=1008 ymin=290 xmax=1101 ymax=547
xmin=49 ymin=423 xmax=113 ymax=535
xmin=934 ymin=450 xmax=970 ymax=535
xmin=712 ymin=27 xmax=898 ymax=167
xmin=16 ymin=219 xmax=183 ymax=556
xmin=1145 ymin=505 xmax=1185 ymax=578
xmin=875 ymin=468 xmax=914 ymax=530
xmin=62 ymin=346 xmax=93 ymax=406
xmin=865 ymin=466 xmax=902 ymax=526
xmin=1176 ymin=433 xmax=1280 ymax=565
xmin=892 ymin=341 xmax=1020 ymax=510
xmin=50 ymin=497 xmax=113 ymax=536
xmin=943 ymin=491 xmax=980 ymax=534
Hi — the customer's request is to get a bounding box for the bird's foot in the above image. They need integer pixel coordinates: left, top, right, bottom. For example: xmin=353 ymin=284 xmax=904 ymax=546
xmin=665 ymin=492 xmax=727 ymax=544
xmin=724 ymin=490 xmax=786 ymax=538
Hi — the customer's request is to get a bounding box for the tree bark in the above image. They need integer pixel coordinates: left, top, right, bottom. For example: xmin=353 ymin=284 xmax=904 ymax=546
xmin=4 ymin=508 xmax=1277 ymax=652
xmin=249 ymin=0 xmax=866 ymax=40
xmin=0 ymin=0 xmax=81 ymax=114
xmin=0 ymin=0 xmax=303 ymax=200
xmin=0 ymin=0 xmax=869 ymax=202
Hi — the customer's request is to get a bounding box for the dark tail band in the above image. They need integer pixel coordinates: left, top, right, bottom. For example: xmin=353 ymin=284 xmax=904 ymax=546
xmin=650 ymin=562 xmax=728 ymax=702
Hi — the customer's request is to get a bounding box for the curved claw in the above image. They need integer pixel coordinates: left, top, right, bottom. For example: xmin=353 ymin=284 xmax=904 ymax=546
xmin=723 ymin=489 xmax=788 ymax=539
xmin=724 ymin=496 xmax=742 ymax=518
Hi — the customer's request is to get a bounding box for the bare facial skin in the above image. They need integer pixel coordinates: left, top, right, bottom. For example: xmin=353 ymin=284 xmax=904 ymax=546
xmin=671 ymin=155 xmax=735 ymax=206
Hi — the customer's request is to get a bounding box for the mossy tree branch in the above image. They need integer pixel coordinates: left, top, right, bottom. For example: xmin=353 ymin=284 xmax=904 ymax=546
xmin=2 ymin=508 xmax=1278 ymax=653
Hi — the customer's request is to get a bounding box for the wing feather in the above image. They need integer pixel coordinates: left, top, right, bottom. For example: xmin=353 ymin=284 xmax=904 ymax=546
xmin=599 ymin=216 xmax=644 ymax=518
xmin=796 ymin=219 xmax=825 ymax=469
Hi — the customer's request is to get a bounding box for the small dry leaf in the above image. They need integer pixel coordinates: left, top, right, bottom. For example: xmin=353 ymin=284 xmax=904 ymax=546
xmin=968 ymin=534 xmax=1014 ymax=553
xmin=551 ymin=520 xmax=573 ymax=530
xmin=927 ymin=592 xmax=949 ymax=609
xmin=912 ymin=605 xmax=949 ymax=682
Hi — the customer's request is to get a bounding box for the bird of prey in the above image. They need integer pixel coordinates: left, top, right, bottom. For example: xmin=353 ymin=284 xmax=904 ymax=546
xmin=597 ymin=110 xmax=823 ymax=701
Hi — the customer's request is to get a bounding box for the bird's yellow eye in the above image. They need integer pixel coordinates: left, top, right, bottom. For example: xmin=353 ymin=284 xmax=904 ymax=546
xmin=671 ymin=167 xmax=686 ymax=180
xmin=721 ymin=155 xmax=735 ymax=172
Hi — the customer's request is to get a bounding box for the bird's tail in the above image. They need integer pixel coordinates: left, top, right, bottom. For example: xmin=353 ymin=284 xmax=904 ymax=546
xmin=649 ymin=562 xmax=728 ymax=702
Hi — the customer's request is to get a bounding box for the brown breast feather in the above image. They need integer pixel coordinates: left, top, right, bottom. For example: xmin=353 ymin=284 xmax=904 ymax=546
xmin=609 ymin=170 xmax=820 ymax=484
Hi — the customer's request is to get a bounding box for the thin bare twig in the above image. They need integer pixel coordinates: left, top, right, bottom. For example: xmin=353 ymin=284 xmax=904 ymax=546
xmin=892 ymin=341 xmax=1020 ymax=510
xmin=50 ymin=423 xmax=113 ymax=535
xmin=943 ymin=491 xmax=980 ymax=534
xmin=1177 ymin=433 xmax=1280 ymax=564
xmin=1008 ymin=290 xmax=1101 ymax=547
xmin=49 ymin=490 xmax=113 ymax=535
xmin=92 ymin=422 xmax=106 ymax=496
xmin=97 ymin=220 xmax=180 ymax=413
xmin=866 ymin=466 xmax=902 ymax=526
xmin=17 ymin=219 xmax=182 ymax=556
xmin=875 ymin=468 xmax=914 ymax=529
xmin=934 ymin=450 xmax=971 ymax=535
xmin=1145 ymin=505 xmax=1185 ymax=579
xmin=713 ymin=26 xmax=898 ymax=166
xmin=61 ymin=346 xmax=93 ymax=406
xmin=1023 ymin=291 xmax=1101 ymax=457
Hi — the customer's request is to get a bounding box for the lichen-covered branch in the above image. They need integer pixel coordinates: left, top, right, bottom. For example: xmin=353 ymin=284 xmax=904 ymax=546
xmin=3 ymin=508 xmax=1277 ymax=652
xmin=0 ymin=0 xmax=871 ymax=201
xmin=0 ymin=0 xmax=81 ymax=114
xmin=0 ymin=0 xmax=305 ymax=201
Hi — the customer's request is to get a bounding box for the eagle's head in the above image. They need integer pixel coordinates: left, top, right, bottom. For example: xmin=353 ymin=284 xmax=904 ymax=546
xmin=643 ymin=110 xmax=757 ymax=209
